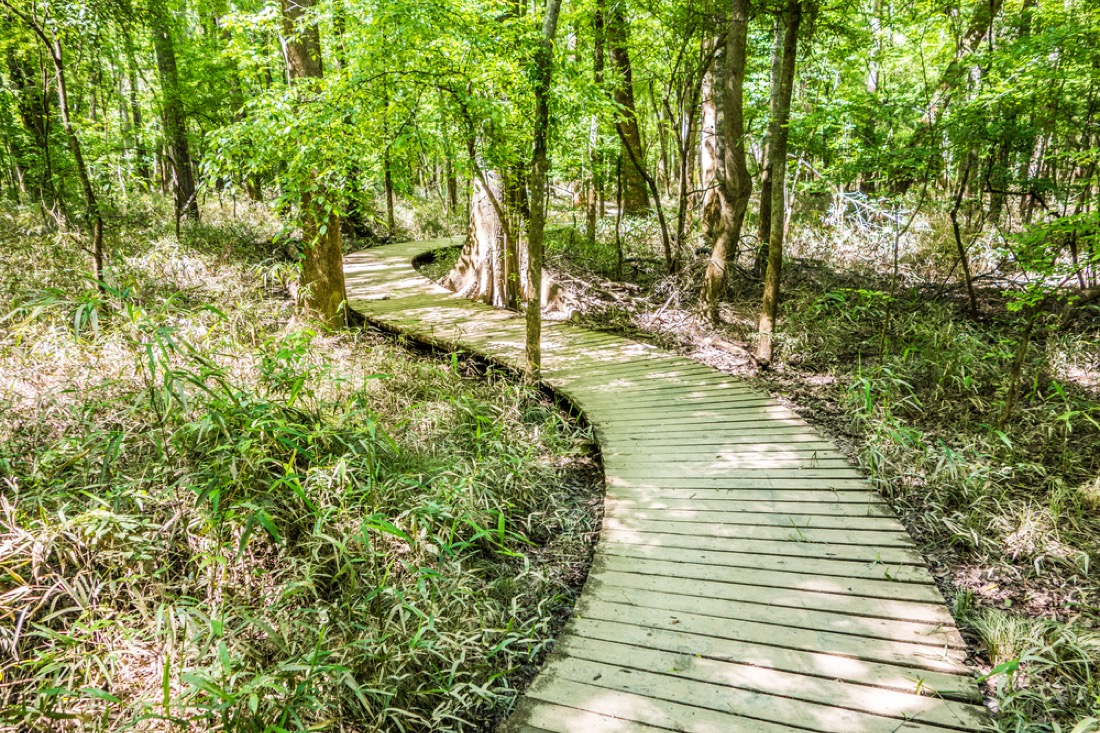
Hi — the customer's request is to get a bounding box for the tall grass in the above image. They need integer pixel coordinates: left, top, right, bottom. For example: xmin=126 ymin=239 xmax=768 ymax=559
xmin=770 ymin=272 xmax=1100 ymax=731
xmin=0 ymin=199 xmax=600 ymax=731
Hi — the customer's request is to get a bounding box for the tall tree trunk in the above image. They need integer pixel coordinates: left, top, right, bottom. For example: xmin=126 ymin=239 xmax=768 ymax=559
xmin=56 ymin=40 xmax=105 ymax=285
xmin=444 ymin=154 xmax=457 ymax=213
xmin=5 ymin=50 xmax=34 ymax=203
xmin=384 ymin=158 xmax=395 ymax=238
xmin=602 ymin=0 xmax=647 ymax=213
xmin=699 ymin=45 xmax=721 ymax=244
xmin=860 ymin=0 xmax=882 ymax=194
xmin=754 ymin=20 xmax=783 ymax=276
xmin=585 ymin=115 xmax=600 ymax=242
xmin=673 ymin=45 xmax=710 ymax=265
xmin=503 ymin=167 xmax=528 ymax=308
xmin=700 ymin=0 xmax=752 ymax=324
xmin=950 ymin=154 xmax=980 ymax=317
xmin=123 ymin=31 xmax=151 ymax=181
xmin=526 ymin=0 xmax=564 ymax=380
xmin=586 ymin=7 xmax=606 ymax=242
xmin=922 ymin=0 xmax=1005 ymax=128
xmin=150 ymin=0 xmax=199 ymax=222
xmin=756 ymin=0 xmax=804 ymax=367
xmin=281 ymin=0 xmax=347 ymax=325
xmin=381 ymin=80 xmax=396 ymax=238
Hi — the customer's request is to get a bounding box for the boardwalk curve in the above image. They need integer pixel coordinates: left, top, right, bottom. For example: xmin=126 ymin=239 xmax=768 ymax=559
xmin=344 ymin=239 xmax=989 ymax=733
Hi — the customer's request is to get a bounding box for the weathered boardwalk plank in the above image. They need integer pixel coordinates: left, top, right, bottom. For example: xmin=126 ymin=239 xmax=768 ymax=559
xmin=343 ymin=239 xmax=990 ymax=733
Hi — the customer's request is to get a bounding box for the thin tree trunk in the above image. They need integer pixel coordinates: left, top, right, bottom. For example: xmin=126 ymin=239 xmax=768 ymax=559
xmin=5 ymin=47 xmax=59 ymax=211
xmin=860 ymin=0 xmax=882 ymax=194
xmin=4 ymin=51 xmax=34 ymax=204
xmin=756 ymin=0 xmax=804 ymax=367
xmin=586 ymin=115 xmax=600 ymax=242
xmin=615 ymin=153 xmax=624 ymax=279
xmin=586 ymin=8 xmax=605 ymax=243
xmin=674 ymin=44 xmax=712 ymax=266
xmin=615 ymin=121 xmax=674 ymax=270
xmin=922 ymin=0 xmax=1005 ymax=128
xmin=699 ymin=47 xmax=720 ymax=244
xmin=525 ymin=0 xmax=564 ymax=380
xmin=124 ymin=31 xmax=151 ymax=181
xmin=445 ymin=154 xmax=457 ymax=213
xmin=56 ymin=40 xmax=105 ymax=285
xmin=150 ymin=0 xmax=198 ymax=221
xmin=384 ymin=154 xmax=395 ymax=238
xmin=2 ymin=5 xmax=110 ymax=285
xmin=602 ymin=0 xmax=647 ymax=213
xmin=754 ymin=20 xmax=783 ymax=276
xmin=999 ymin=306 xmax=1037 ymax=429
xmin=950 ymin=155 xmax=980 ymax=317
xmin=700 ymin=0 xmax=752 ymax=324
xmin=281 ymin=0 xmax=347 ymax=325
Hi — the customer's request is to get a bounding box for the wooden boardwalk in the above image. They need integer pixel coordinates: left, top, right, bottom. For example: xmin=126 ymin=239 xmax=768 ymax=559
xmin=344 ymin=239 xmax=990 ymax=733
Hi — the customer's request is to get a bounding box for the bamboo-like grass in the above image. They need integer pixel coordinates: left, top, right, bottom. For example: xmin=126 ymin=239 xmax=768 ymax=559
xmin=0 ymin=199 xmax=601 ymax=732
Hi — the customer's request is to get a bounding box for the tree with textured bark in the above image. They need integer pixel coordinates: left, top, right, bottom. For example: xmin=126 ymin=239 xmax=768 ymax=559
xmin=150 ymin=0 xmax=198 ymax=223
xmin=698 ymin=0 xmax=751 ymax=324
xmin=756 ymin=0 xmax=803 ymax=367
xmin=753 ymin=19 xmax=783 ymax=276
xmin=600 ymin=0 xmax=647 ymax=213
xmin=525 ymin=0 xmax=564 ymax=380
xmin=280 ymin=0 xmax=346 ymax=325
xmin=441 ymin=103 xmax=525 ymax=310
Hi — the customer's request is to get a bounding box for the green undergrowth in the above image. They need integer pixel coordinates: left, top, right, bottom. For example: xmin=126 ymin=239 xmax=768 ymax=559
xmin=770 ymin=279 xmax=1100 ymax=729
xmin=0 ymin=200 xmax=600 ymax=732
xmin=417 ymin=246 xmax=463 ymax=283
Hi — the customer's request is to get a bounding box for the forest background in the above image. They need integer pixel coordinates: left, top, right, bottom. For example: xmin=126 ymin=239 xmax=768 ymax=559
xmin=1 ymin=0 xmax=1100 ymax=730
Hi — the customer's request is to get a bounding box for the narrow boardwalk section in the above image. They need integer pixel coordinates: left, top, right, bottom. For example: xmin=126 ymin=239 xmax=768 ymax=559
xmin=344 ymin=240 xmax=989 ymax=733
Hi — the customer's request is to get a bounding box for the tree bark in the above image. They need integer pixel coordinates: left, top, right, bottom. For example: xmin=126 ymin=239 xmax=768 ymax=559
xmin=949 ymin=154 xmax=980 ymax=317
xmin=526 ymin=0 xmax=564 ymax=380
xmin=5 ymin=45 xmax=60 ymax=211
xmin=699 ymin=44 xmax=721 ymax=244
xmin=281 ymin=0 xmax=347 ymax=325
xmin=602 ymin=0 xmax=647 ymax=213
xmin=444 ymin=154 xmax=457 ymax=213
xmin=673 ymin=43 xmax=712 ymax=267
xmin=756 ymin=0 xmax=803 ymax=367
xmin=150 ymin=0 xmax=199 ymax=221
xmin=859 ymin=0 xmax=882 ymax=194
xmin=754 ymin=20 xmax=783 ymax=276
xmin=123 ymin=30 xmax=151 ymax=181
xmin=444 ymin=155 xmax=522 ymax=308
xmin=585 ymin=6 xmax=606 ymax=243
xmin=922 ymin=0 xmax=1005 ymax=127
xmin=700 ymin=0 xmax=752 ymax=324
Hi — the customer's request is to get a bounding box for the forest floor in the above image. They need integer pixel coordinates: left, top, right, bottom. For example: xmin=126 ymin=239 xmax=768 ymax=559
xmin=528 ymin=218 xmax=1100 ymax=731
xmin=0 ymin=200 xmax=602 ymax=732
